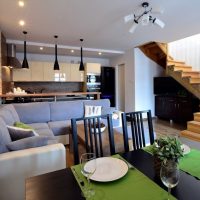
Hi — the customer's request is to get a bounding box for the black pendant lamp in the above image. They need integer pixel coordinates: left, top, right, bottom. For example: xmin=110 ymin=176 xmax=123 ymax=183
xmin=22 ymin=31 xmax=29 ymax=69
xmin=54 ymin=35 xmax=59 ymax=70
xmin=79 ymin=39 xmax=84 ymax=71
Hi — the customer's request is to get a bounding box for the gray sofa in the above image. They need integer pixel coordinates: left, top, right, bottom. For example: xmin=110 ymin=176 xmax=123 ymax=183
xmin=0 ymin=99 xmax=114 ymax=145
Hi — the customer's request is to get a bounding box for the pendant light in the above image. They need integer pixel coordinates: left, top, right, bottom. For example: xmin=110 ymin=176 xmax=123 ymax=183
xmin=54 ymin=35 xmax=59 ymax=70
xmin=22 ymin=31 xmax=29 ymax=69
xmin=79 ymin=39 xmax=84 ymax=71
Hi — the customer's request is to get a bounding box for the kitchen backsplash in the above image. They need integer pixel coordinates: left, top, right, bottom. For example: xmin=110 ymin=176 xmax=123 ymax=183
xmin=14 ymin=82 xmax=84 ymax=93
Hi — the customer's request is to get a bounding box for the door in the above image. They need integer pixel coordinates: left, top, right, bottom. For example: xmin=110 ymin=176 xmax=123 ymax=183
xmin=116 ymin=64 xmax=125 ymax=111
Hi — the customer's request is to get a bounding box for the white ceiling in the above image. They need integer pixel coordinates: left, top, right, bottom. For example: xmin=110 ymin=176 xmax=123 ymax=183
xmin=1 ymin=0 xmax=200 ymax=58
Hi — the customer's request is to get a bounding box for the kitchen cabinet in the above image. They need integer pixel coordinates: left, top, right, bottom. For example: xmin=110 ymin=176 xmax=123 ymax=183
xmin=85 ymin=63 xmax=101 ymax=74
xmin=43 ymin=62 xmax=55 ymax=81
xmin=70 ymin=64 xmax=84 ymax=82
xmin=12 ymin=68 xmax=31 ymax=81
xmin=60 ymin=63 xmax=71 ymax=81
xmin=30 ymin=61 xmax=44 ymax=81
xmin=12 ymin=62 xmax=84 ymax=82
xmin=155 ymin=95 xmax=199 ymax=122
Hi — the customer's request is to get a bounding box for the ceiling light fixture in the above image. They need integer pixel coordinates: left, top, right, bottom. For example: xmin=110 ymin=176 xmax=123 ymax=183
xmin=22 ymin=31 xmax=29 ymax=69
xmin=39 ymin=47 xmax=43 ymax=50
xmin=19 ymin=20 xmax=25 ymax=26
xmin=124 ymin=2 xmax=165 ymax=34
xmin=71 ymin=49 xmax=74 ymax=53
xmin=53 ymin=35 xmax=59 ymax=70
xmin=18 ymin=1 xmax=24 ymax=7
xmin=98 ymin=52 xmax=102 ymax=55
xmin=79 ymin=39 xmax=84 ymax=71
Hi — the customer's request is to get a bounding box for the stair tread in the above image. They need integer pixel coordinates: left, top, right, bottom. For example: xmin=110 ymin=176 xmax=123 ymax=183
xmin=180 ymin=130 xmax=200 ymax=141
xmin=188 ymin=121 xmax=200 ymax=125
xmin=167 ymin=59 xmax=185 ymax=64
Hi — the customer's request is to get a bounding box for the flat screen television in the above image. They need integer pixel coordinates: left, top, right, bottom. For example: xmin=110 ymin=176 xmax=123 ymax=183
xmin=154 ymin=77 xmax=186 ymax=95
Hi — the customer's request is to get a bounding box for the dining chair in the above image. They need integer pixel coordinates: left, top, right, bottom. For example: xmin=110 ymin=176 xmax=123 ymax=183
xmin=71 ymin=114 xmax=116 ymax=164
xmin=121 ymin=110 xmax=155 ymax=152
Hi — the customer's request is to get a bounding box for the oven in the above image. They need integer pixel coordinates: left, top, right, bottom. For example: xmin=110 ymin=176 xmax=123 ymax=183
xmin=86 ymin=74 xmax=101 ymax=99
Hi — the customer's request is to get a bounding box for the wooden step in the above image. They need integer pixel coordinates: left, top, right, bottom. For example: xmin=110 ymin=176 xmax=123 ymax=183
xmin=181 ymin=71 xmax=200 ymax=78
xmin=194 ymin=113 xmax=200 ymax=122
xmin=167 ymin=60 xmax=185 ymax=65
xmin=170 ymin=65 xmax=192 ymax=72
xmin=189 ymin=77 xmax=200 ymax=84
xmin=187 ymin=121 xmax=200 ymax=134
xmin=180 ymin=130 xmax=200 ymax=142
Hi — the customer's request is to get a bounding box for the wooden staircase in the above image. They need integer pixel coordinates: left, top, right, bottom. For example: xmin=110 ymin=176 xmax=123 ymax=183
xmin=138 ymin=41 xmax=200 ymax=141
xmin=180 ymin=113 xmax=200 ymax=142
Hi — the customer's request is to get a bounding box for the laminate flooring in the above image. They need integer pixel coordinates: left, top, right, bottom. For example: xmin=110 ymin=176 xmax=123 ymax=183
xmin=66 ymin=118 xmax=186 ymax=167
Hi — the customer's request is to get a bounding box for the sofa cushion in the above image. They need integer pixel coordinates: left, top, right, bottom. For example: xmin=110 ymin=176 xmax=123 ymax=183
xmin=0 ymin=104 xmax=20 ymax=125
xmin=27 ymin=123 xmax=54 ymax=137
xmin=50 ymin=100 xmax=84 ymax=121
xmin=84 ymin=99 xmax=110 ymax=109
xmin=14 ymin=102 xmax=50 ymax=123
xmin=14 ymin=121 xmax=34 ymax=130
xmin=48 ymin=120 xmax=71 ymax=136
xmin=7 ymin=136 xmax=57 ymax=151
xmin=0 ymin=118 xmax=12 ymax=153
xmin=7 ymin=126 xmax=38 ymax=141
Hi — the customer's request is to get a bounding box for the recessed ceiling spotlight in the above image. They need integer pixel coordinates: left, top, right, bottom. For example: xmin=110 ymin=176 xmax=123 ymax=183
xmin=40 ymin=47 xmax=43 ymax=50
xmin=71 ymin=50 xmax=74 ymax=53
xmin=19 ymin=20 xmax=25 ymax=26
xmin=98 ymin=52 xmax=102 ymax=55
xmin=18 ymin=1 xmax=25 ymax=7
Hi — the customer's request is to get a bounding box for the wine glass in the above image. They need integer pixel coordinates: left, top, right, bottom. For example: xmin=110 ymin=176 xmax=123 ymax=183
xmin=80 ymin=153 xmax=96 ymax=198
xmin=160 ymin=160 xmax=180 ymax=200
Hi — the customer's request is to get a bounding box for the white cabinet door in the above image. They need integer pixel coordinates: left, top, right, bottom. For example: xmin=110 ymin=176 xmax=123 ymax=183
xmin=43 ymin=62 xmax=55 ymax=81
xmin=70 ymin=64 xmax=84 ymax=82
xmin=30 ymin=61 xmax=44 ymax=81
xmin=86 ymin=63 xmax=101 ymax=74
xmin=12 ymin=68 xmax=31 ymax=81
xmin=60 ymin=63 xmax=71 ymax=82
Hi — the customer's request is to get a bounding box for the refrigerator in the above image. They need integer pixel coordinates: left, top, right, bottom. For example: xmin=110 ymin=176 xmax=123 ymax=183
xmin=101 ymin=67 xmax=115 ymax=107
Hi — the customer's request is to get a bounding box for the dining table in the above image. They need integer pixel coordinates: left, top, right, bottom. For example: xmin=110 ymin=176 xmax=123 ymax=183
xmin=26 ymin=149 xmax=200 ymax=200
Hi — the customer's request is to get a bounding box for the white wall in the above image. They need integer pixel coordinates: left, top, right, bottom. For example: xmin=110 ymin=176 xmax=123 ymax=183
xmin=169 ymin=34 xmax=200 ymax=71
xmin=134 ymin=48 xmax=164 ymax=116
xmin=110 ymin=48 xmax=164 ymax=116
xmin=110 ymin=48 xmax=135 ymax=112
xmin=16 ymin=53 xmax=110 ymax=66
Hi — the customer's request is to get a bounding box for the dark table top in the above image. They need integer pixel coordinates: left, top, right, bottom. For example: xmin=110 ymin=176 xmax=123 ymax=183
xmin=26 ymin=150 xmax=200 ymax=200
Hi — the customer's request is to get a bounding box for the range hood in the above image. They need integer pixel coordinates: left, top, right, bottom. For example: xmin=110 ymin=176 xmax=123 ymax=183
xmin=6 ymin=44 xmax=22 ymax=68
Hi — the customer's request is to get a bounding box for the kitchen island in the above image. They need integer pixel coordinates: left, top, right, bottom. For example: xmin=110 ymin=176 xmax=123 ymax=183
xmin=0 ymin=92 xmax=101 ymax=104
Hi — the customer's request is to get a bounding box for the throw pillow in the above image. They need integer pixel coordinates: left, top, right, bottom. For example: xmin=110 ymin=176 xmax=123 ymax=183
xmin=84 ymin=105 xmax=102 ymax=117
xmin=14 ymin=121 xmax=33 ymax=130
xmin=7 ymin=126 xmax=39 ymax=141
xmin=7 ymin=136 xmax=57 ymax=151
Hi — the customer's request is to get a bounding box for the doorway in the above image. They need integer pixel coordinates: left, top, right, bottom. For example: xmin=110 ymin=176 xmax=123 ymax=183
xmin=116 ymin=64 xmax=125 ymax=111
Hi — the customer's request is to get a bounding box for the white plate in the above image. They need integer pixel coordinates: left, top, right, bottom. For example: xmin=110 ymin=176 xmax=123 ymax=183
xmin=84 ymin=157 xmax=128 ymax=182
xmin=181 ymin=144 xmax=191 ymax=155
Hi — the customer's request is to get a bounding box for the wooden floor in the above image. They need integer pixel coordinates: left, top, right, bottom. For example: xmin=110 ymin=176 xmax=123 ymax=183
xmin=66 ymin=118 xmax=186 ymax=167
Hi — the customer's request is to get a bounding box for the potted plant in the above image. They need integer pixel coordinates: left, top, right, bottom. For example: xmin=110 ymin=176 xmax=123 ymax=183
xmin=151 ymin=137 xmax=184 ymax=176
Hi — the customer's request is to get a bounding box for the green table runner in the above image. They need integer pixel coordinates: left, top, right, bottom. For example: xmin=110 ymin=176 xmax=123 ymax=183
xmin=144 ymin=146 xmax=200 ymax=179
xmin=71 ymin=155 xmax=176 ymax=200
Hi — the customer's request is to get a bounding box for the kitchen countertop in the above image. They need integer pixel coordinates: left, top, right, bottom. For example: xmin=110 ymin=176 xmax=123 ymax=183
xmin=0 ymin=92 xmax=101 ymax=99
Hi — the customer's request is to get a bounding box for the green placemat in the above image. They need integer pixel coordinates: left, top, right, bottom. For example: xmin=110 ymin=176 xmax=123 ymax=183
xmin=179 ymin=149 xmax=200 ymax=179
xmin=71 ymin=155 xmax=176 ymax=200
xmin=143 ymin=146 xmax=200 ymax=179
